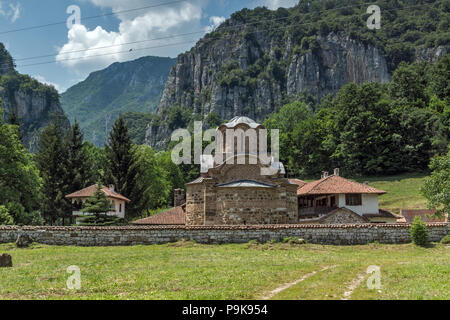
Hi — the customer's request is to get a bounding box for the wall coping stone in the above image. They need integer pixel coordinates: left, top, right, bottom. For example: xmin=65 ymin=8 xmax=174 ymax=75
xmin=0 ymin=223 xmax=447 ymax=231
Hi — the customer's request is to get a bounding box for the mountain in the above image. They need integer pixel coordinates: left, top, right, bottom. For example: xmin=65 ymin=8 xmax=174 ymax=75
xmin=146 ymin=0 xmax=449 ymax=149
xmin=0 ymin=43 xmax=70 ymax=152
xmin=61 ymin=56 xmax=177 ymax=146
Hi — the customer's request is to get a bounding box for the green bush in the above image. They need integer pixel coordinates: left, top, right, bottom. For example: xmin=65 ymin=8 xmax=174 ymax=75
xmin=410 ymin=216 xmax=429 ymax=246
xmin=76 ymin=215 xmax=127 ymax=226
xmin=440 ymin=235 xmax=450 ymax=244
xmin=0 ymin=205 xmax=14 ymax=225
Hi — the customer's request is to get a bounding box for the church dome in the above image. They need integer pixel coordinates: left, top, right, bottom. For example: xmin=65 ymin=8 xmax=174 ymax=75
xmin=221 ymin=116 xmax=262 ymax=129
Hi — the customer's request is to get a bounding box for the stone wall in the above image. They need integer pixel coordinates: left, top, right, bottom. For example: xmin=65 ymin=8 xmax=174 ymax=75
xmin=185 ymin=183 xmax=205 ymax=225
xmin=186 ymin=161 xmax=299 ymax=226
xmin=213 ymin=186 xmax=298 ymax=225
xmin=0 ymin=224 xmax=447 ymax=246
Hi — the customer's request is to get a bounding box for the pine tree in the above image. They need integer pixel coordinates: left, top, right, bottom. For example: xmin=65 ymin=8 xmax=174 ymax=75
xmin=66 ymin=120 xmax=92 ymax=224
xmin=104 ymin=116 xmax=143 ymax=219
xmin=35 ymin=115 xmax=70 ymax=225
xmin=81 ymin=183 xmax=113 ymax=222
xmin=4 ymin=104 xmax=22 ymax=141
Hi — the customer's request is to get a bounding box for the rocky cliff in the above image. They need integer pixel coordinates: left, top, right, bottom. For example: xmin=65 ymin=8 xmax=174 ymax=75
xmin=148 ymin=30 xmax=391 ymax=148
xmin=0 ymin=44 xmax=70 ymax=152
xmin=147 ymin=1 xmax=449 ymax=149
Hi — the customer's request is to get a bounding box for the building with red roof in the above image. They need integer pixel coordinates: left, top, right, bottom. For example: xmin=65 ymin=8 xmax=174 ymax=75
xmin=399 ymin=209 xmax=448 ymax=224
xmin=66 ymin=184 xmax=130 ymax=219
xmin=296 ymin=169 xmax=397 ymax=223
xmin=133 ymin=205 xmax=186 ymax=226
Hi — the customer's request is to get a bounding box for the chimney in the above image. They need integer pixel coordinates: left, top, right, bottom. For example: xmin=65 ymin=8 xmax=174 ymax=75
xmin=364 ymin=181 xmax=369 ymax=186
xmin=174 ymin=189 xmax=185 ymax=207
xmin=321 ymin=171 xmax=329 ymax=179
xmin=109 ymin=184 xmax=115 ymax=192
xmin=334 ymin=168 xmax=340 ymax=176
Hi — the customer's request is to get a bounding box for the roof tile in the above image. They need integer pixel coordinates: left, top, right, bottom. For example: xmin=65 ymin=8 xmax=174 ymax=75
xmin=133 ymin=206 xmax=186 ymax=225
xmin=66 ymin=185 xmax=131 ymax=202
xmin=400 ymin=209 xmax=447 ymax=223
xmin=297 ymin=175 xmax=386 ymax=195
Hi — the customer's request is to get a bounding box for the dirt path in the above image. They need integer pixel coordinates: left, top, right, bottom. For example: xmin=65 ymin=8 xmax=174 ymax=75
xmin=342 ymin=273 xmax=367 ymax=300
xmin=263 ymin=265 xmax=335 ymax=300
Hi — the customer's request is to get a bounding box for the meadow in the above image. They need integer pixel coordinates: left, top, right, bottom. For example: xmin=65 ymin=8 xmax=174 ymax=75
xmin=1 ymin=173 xmax=446 ymax=300
xmin=0 ymin=241 xmax=448 ymax=300
xmin=357 ymin=173 xmax=429 ymax=214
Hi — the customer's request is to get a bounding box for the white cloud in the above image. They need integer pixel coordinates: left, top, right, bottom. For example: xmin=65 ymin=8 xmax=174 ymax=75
xmin=33 ymin=75 xmax=62 ymax=93
xmin=205 ymin=16 xmax=225 ymax=33
xmin=0 ymin=1 xmax=21 ymax=22
xmin=57 ymin=0 xmax=207 ymax=75
xmin=252 ymin=0 xmax=298 ymax=10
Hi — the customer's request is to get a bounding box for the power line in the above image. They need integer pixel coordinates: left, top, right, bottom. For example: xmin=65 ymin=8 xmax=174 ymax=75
xmin=13 ymin=1 xmax=371 ymax=61
xmin=16 ymin=16 xmax=342 ymax=68
xmin=16 ymin=30 xmax=206 ymax=61
xmin=11 ymin=2 xmax=436 ymax=64
xmin=18 ymin=40 xmax=198 ymax=67
xmin=0 ymin=0 xmax=189 ymax=35
xmin=5 ymin=2 xmax=439 ymax=69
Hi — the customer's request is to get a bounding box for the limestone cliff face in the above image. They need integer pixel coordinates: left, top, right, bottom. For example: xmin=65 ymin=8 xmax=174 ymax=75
xmin=0 ymin=44 xmax=69 ymax=152
xmin=0 ymin=88 xmax=69 ymax=151
xmin=148 ymin=31 xmax=391 ymax=148
xmin=286 ymin=33 xmax=390 ymax=98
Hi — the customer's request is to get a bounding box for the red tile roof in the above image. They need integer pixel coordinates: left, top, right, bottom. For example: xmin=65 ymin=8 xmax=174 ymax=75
xmin=297 ymin=175 xmax=386 ymax=195
xmin=132 ymin=205 xmax=186 ymax=225
xmin=400 ymin=209 xmax=447 ymax=223
xmin=288 ymin=179 xmax=307 ymax=188
xmin=363 ymin=209 xmax=400 ymax=219
xmin=65 ymin=185 xmax=131 ymax=202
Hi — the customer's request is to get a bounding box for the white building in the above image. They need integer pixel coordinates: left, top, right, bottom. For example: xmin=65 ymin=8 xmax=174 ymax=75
xmin=65 ymin=184 xmax=130 ymax=219
xmin=296 ymin=170 xmax=398 ymax=223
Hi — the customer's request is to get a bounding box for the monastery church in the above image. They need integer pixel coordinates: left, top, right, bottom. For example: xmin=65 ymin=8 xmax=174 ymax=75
xmin=134 ymin=116 xmax=398 ymax=226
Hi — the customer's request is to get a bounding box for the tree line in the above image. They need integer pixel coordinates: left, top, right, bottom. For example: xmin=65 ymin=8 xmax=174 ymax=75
xmin=0 ymin=110 xmax=185 ymax=226
xmin=264 ymin=55 xmax=449 ymax=178
xmin=0 ymin=55 xmax=448 ymax=226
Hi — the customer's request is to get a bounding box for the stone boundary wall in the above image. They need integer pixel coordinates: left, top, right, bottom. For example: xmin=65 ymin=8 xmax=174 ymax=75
xmin=0 ymin=224 xmax=448 ymax=246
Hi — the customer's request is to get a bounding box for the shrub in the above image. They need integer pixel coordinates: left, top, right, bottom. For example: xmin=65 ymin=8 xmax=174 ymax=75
xmin=440 ymin=235 xmax=450 ymax=244
xmin=410 ymin=216 xmax=429 ymax=246
xmin=0 ymin=205 xmax=14 ymax=225
xmin=76 ymin=215 xmax=126 ymax=226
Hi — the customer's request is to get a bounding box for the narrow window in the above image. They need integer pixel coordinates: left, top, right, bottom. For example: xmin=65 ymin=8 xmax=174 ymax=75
xmin=119 ymin=203 xmax=122 ymax=213
xmin=345 ymin=194 xmax=362 ymax=206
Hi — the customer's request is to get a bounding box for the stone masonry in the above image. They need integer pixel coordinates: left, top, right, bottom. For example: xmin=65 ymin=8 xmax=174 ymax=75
xmin=0 ymin=224 xmax=447 ymax=246
xmin=185 ymin=117 xmax=298 ymax=226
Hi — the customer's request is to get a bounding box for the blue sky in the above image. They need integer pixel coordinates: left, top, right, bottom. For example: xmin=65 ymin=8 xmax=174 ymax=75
xmin=0 ymin=0 xmax=298 ymax=93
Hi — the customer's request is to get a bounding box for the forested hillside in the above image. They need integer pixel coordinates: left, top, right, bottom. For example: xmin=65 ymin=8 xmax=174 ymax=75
xmin=146 ymin=0 xmax=449 ymax=148
xmin=264 ymin=55 xmax=449 ymax=177
xmin=61 ymin=56 xmax=176 ymax=146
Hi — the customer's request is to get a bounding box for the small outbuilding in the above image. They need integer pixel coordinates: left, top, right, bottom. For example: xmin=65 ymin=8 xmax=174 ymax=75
xmin=65 ymin=184 xmax=130 ymax=219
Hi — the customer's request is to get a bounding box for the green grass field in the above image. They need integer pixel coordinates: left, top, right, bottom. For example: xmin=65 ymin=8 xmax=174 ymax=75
xmin=355 ymin=173 xmax=429 ymax=214
xmin=0 ymin=241 xmax=448 ymax=300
